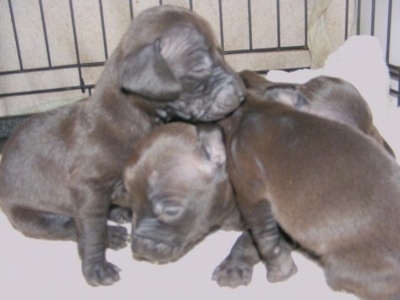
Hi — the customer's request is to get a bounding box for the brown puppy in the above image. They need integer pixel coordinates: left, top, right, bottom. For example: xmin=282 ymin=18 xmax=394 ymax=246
xmin=218 ymin=71 xmax=400 ymax=299
xmin=117 ymin=122 xmax=240 ymax=264
xmin=214 ymin=73 xmax=395 ymax=288
xmin=213 ymin=72 xmax=396 ymax=288
xmin=0 ymin=5 xmax=244 ymax=287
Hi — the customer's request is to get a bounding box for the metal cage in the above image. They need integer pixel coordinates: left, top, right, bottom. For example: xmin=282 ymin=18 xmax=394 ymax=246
xmin=0 ymin=0 xmax=399 ymax=141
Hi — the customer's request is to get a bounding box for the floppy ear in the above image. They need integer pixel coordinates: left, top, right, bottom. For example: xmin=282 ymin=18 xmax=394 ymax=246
xmin=120 ymin=39 xmax=182 ymax=101
xmin=196 ymin=124 xmax=226 ymax=167
xmin=264 ymin=86 xmax=308 ymax=109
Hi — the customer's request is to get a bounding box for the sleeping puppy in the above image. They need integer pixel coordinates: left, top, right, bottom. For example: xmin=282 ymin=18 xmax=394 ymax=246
xmin=217 ymin=71 xmax=400 ymax=299
xmin=121 ymin=72 xmax=400 ymax=299
xmin=0 ymin=5 xmax=244 ymax=287
xmin=213 ymin=72 xmax=396 ymax=288
xmin=116 ymin=122 xmax=241 ymax=264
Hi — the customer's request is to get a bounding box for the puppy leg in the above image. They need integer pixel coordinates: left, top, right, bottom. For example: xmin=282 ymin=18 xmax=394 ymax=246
xmin=70 ymin=178 xmax=126 ymax=287
xmin=9 ymin=206 xmax=128 ymax=250
xmin=212 ymin=231 xmax=260 ymax=288
xmin=324 ymin=248 xmax=400 ymax=300
xmin=240 ymin=200 xmax=297 ymax=283
xmin=10 ymin=206 xmax=77 ymax=241
xmin=76 ymin=217 xmax=122 ymax=286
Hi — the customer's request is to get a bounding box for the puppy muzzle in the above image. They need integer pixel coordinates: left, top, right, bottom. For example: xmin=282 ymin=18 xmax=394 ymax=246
xmin=131 ymin=235 xmax=184 ymax=264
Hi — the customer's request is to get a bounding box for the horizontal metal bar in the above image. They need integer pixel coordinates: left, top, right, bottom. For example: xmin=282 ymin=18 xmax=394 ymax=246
xmin=388 ymin=64 xmax=400 ymax=72
xmin=0 ymin=85 xmax=94 ymax=98
xmin=0 ymin=61 xmax=105 ymax=76
xmin=224 ymin=46 xmax=309 ymax=55
xmin=0 ymin=47 xmax=310 ymax=77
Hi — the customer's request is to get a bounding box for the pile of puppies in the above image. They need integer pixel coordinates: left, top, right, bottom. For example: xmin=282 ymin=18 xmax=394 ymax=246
xmin=0 ymin=5 xmax=399 ymax=300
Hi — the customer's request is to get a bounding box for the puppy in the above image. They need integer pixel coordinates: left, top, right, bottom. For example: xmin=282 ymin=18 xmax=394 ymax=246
xmin=0 ymin=5 xmax=244 ymax=287
xmin=117 ymin=122 xmax=241 ymax=264
xmin=218 ymin=71 xmax=400 ymax=299
xmin=213 ymin=72 xmax=396 ymax=288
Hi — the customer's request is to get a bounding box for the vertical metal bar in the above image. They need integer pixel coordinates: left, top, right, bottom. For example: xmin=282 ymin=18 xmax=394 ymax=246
xmin=99 ymin=0 xmax=108 ymax=59
xmin=247 ymin=0 xmax=253 ymax=50
xmin=159 ymin=0 xmax=163 ymax=5
xmin=276 ymin=0 xmax=281 ymax=49
xmin=304 ymin=0 xmax=308 ymax=47
xmin=218 ymin=0 xmax=225 ymax=52
xmin=69 ymin=0 xmax=85 ymax=93
xmin=397 ymin=77 xmax=400 ymax=106
xmin=356 ymin=0 xmax=361 ymax=34
xmin=385 ymin=0 xmax=392 ymax=64
xmin=129 ymin=0 xmax=134 ymax=20
xmin=8 ymin=0 xmax=24 ymax=70
xmin=370 ymin=0 xmax=375 ymax=35
xmin=189 ymin=0 xmax=193 ymax=11
xmin=384 ymin=0 xmax=398 ymax=106
xmin=39 ymin=0 xmax=52 ymax=67
xmin=344 ymin=0 xmax=349 ymax=39
xmin=396 ymin=70 xmax=400 ymax=107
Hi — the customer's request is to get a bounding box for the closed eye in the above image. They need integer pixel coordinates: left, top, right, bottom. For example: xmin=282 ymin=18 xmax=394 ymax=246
xmin=153 ymin=200 xmax=185 ymax=223
xmin=181 ymin=77 xmax=207 ymax=93
xmin=187 ymin=66 xmax=212 ymax=79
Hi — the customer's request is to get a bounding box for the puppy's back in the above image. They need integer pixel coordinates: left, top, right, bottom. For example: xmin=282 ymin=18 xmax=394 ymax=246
xmin=230 ymin=97 xmax=400 ymax=298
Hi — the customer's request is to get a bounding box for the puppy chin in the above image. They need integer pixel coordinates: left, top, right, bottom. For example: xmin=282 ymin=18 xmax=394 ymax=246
xmin=131 ymin=236 xmax=185 ymax=264
xmin=197 ymin=101 xmax=244 ymax=122
xmin=200 ymin=88 xmax=245 ymax=121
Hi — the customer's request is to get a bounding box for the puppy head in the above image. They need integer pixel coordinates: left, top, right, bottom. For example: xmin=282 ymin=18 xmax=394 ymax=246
xmin=123 ymin=122 xmax=232 ymax=264
xmin=240 ymin=71 xmax=394 ymax=155
xmin=240 ymin=71 xmax=371 ymax=133
xmin=119 ymin=6 xmax=245 ymax=122
xmin=299 ymin=76 xmax=395 ymax=156
xmin=298 ymin=76 xmax=374 ymax=131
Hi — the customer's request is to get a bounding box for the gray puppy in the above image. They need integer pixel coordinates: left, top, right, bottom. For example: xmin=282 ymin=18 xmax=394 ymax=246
xmin=0 ymin=5 xmax=244 ymax=287
xmin=121 ymin=72 xmax=400 ymax=299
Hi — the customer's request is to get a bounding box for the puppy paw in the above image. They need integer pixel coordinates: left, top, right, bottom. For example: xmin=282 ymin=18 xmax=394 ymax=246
xmin=83 ymin=261 xmax=121 ymax=287
xmin=212 ymin=258 xmax=253 ymax=288
xmin=266 ymin=249 xmax=298 ymax=283
xmin=107 ymin=225 xmax=129 ymax=250
xmin=108 ymin=206 xmax=132 ymax=224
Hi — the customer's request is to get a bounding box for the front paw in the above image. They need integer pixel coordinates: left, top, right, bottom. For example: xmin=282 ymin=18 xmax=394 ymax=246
xmin=108 ymin=206 xmax=132 ymax=224
xmin=212 ymin=258 xmax=253 ymax=288
xmin=83 ymin=261 xmax=121 ymax=286
xmin=107 ymin=225 xmax=129 ymax=250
